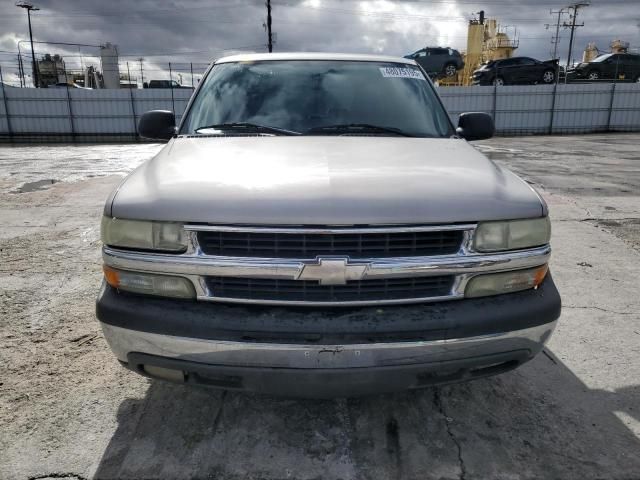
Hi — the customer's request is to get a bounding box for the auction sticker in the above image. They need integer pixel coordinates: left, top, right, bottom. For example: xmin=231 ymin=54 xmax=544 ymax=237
xmin=379 ymin=67 xmax=425 ymax=80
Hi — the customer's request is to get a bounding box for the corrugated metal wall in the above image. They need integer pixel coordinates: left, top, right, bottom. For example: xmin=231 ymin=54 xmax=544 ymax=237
xmin=0 ymin=88 xmax=192 ymax=141
xmin=1 ymin=84 xmax=639 ymax=141
xmin=439 ymin=84 xmax=640 ymax=135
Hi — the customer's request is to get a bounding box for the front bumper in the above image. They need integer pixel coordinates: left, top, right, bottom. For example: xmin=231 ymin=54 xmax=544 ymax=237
xmin=471 ymin=71 xmax=492 ymax=85
xmin=97 ymin=275 xmax=561 ymax=397
xmin=565 ymin=70 xmax=587 ymax=82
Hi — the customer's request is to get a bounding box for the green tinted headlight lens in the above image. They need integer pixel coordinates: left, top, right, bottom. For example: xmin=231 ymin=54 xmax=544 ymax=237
xmin=473 ymin=217 xmax=550 ymax=252
xmin=101 ymin=217 xmax=187 ymax=252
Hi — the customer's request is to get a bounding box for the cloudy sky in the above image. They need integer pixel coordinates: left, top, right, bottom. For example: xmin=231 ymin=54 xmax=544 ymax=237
xmin=1 ymin=0 xmax=639 ymax=85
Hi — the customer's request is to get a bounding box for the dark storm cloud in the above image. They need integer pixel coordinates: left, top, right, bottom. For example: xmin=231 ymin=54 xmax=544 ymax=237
xmin=1 ymin=0 xmax=639 ymax=84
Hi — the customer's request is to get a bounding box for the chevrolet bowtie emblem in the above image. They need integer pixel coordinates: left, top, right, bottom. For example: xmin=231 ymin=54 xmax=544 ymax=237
xmin=297 ymin=258 xmax=369 ymax=285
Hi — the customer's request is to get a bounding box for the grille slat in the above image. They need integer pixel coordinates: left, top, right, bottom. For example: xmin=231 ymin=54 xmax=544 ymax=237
xmin=205 ymin=276 xmax=454 ymax=303
xmin=197 ymin=230 xmax=464 ymax=258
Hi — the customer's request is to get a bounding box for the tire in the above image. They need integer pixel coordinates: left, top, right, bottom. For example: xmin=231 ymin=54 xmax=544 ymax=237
xmin=542 ymin=70 xmax=555 ymax=84
xmin=443 ymin=63 xmax=457 ymax=77
xmin=635 ymin=75 xmax=640 ymax=83
xmin=587 ymin=71 xmax=600 ymax=81
xmin=493 ymin=76 xmax=505 ymax=86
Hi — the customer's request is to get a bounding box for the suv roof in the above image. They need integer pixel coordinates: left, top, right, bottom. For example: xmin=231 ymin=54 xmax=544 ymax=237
xmin=216 ymin=52 xmax=415 ymax=65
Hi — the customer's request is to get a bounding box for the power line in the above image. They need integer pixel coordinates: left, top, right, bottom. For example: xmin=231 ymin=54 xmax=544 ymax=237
xmin=546 ymin=8 xmax=567 ymax=61
xmin=564 ymin=2 xmax=589 ymax=71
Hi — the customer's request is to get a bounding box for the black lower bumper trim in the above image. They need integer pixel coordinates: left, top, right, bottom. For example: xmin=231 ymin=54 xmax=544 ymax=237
xmin=126 ymin=350 xmax=532 ymax=398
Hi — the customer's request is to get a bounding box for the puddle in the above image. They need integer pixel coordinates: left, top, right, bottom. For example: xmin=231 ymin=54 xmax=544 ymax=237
xmin=12 ymin=179 xmax=58 ymax=193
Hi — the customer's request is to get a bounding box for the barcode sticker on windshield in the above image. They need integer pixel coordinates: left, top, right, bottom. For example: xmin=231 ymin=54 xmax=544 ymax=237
xmin=379 ymin=67 xmax=425 ymax=80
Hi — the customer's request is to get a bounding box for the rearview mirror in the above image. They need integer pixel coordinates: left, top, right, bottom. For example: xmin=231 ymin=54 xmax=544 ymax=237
xmin=456 ymin=112 xmax=495 ymax=141
xmin=138 ymin=110 xmax=176 ymax=140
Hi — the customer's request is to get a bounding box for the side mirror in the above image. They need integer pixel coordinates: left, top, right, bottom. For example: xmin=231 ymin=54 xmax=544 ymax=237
xmin=456 ymin=112 xmax=495 ymax=141
xmin=138 ymin=110 xmax=176 ymax=140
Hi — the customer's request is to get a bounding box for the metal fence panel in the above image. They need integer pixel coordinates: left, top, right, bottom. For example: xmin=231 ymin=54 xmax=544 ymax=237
xmin=552 ymin=84 xmax=613 ymax=133
xmin=439 ymin=86 xmax=494 ymax=126
xmin=0 ymin=85 xmax=8 ymax=134
xmin=495 ymin=85 xmax=554 ymax=134
xmin=609 ymin=83 xmax=640 ymax=130
xmin=70 ymin=89 xmax=133 ymax=134
xmin=6 ymin=89 xmax=71 ymax=134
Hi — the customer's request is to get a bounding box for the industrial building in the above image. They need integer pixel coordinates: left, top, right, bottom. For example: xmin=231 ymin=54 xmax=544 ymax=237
xmin=18 ymin=42 xmax=123 ymax=89
xmin=440 ymin=11 xmax=519 ymax=86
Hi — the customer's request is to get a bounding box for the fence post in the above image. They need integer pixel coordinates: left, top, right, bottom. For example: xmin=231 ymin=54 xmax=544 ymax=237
xmin=548 ymin=83 xmax=558 ymax=135
xmin=63 ymin=65 xmax=76 ymax=142
xmin=169 ymin=62 xmax=175 ymax=114
xmin=0 ymin=65 xmax=14 ymax=142
xmin=606 ymin=82 xmax=617 ymax=132
xmin=492 ymin=84 xmax=498 ymax=134
xmin=126 ymin=62 xmax=138 ymax=141
xmin=190 ymin=62 xmax=194 ymax=88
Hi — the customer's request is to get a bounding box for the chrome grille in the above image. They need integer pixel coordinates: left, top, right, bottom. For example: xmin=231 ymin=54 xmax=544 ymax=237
xmin=205 ymin=275 xmax=455 ymax=303
xmin=196 ymin=229 xmax=463 ymax=258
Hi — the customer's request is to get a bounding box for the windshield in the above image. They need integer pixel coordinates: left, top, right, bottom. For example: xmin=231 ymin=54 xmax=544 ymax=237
xmin=180 ymin=60 xmax=454 ymax=137
xmin=592 ymin=54 xmax=613 ymax=63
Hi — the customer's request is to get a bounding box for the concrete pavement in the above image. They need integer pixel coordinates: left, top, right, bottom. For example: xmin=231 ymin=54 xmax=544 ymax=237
xmin=1 ymin=134 xmax=639 ymax=479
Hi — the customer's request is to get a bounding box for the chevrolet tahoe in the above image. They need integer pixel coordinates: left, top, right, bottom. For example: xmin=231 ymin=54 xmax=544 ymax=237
xmin=96 ymin=53 xmax=561 ymax=397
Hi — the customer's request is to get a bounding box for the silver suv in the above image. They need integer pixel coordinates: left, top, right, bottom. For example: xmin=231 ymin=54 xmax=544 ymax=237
xmin=404 ymin=47 xmax=465 ymax=78
xmin=97 ymin=53 xmax=560 ymax=397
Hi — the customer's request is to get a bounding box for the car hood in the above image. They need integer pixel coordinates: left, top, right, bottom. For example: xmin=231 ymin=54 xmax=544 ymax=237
xmin=109 ymin=136 xmax=544 ymax=225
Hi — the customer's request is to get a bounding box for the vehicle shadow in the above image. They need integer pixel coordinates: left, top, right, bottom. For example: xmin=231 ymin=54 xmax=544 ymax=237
xmin=93 ymin=350 xmax=640 ymax=480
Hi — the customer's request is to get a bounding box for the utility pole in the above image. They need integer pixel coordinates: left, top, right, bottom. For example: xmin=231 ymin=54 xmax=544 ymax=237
xmin=266 ymin=0 xmax=273 ymax=53
xmin=16 ymin=1 xmax=40 ymax=88
xmin=138 ymin=58 xmax=144 ymax=87
xmin=17 ymin=53 xmax=24 ymax=87
xmin=547 ymin=8 xmax=566 ymax=61
xmin=563 ymin=2 xmax=589 ymax=72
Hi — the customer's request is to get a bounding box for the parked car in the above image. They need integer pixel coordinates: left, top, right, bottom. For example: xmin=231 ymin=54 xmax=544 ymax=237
xmin=566 ymin=53 xmax=640 ymax=83
xmin=404 ymin=47 xmax=464 ymax=78
xmin=144 ymin=79 xmax=192 ymax=89
xmin=49 ymin=82 xmax=92 ymax=89
xmin=96 ymin=53 xmax=560 ymax=398
xmin=472 ymin=57 xmax=559 ymax=86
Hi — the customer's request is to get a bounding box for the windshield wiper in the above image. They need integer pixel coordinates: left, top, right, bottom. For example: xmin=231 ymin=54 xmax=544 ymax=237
xmin=306 ymin=123 xmax=414 ymax=137
xmin=194 ymin=122 xmax=301 ymax=136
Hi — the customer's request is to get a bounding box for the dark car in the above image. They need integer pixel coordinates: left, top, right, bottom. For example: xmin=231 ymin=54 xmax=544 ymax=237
xmin=566 ymin=53 xmax=640 ymax=83
xmin=49 ymin=82 xmax=91 ymax=89
xmin=404 ymin=47 xmax=464 ymax=78
xmin=144 ymin=79 xmax=193 ymax=89
xmin=472 ymin=57 xmax=559 ymax=86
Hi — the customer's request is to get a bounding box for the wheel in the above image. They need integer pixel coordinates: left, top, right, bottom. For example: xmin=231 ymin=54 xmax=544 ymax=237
xmin=443 ymin=63 xmax=457 ymax=77
xmin=635 ymin=75 xmax=640 ymax=83
xmin=587 ymin=71 xmax=600 ymax=81
xmin=493 ymin=76 xmax=505 ymax=86
xmin=542 ymin=70 xmax=555 ymax=83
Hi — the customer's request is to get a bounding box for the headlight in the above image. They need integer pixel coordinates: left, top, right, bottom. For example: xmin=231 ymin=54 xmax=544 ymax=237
xmin=465 ymin=264 xmax=548 ymax=298
xmin=103 ymin=266 xmax=196 ymax=299
xmin=473 ymin=217 xmax=550 ymax=252
xmin=101 ymin=216 xmax=187 ymax=252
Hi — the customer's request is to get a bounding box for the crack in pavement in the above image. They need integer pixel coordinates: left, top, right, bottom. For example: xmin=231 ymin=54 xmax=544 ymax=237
xmin=433 ymin=389 xmax=467 ymax=480
xmin=563 ymin=305 xmax=636 ymax=316
xmin=211 ymin=390 xmax=227 ymax=433
xmin=28 ymin=474 xmax=88 ymax=480
xmin=334 ymin=398 xmax=358 ymax=479
xmin=542 ymin=349 xmax=558 ymax=365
